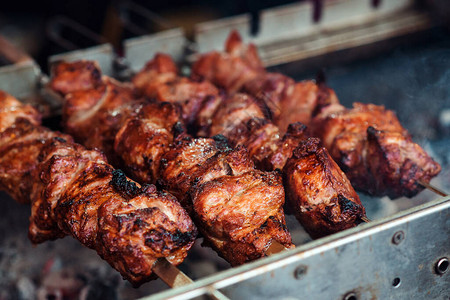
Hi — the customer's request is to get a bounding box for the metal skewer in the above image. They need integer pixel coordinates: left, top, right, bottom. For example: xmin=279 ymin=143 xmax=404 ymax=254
xmin=358 ymin=180 xmax=448 ymax=225
xmin=152 ymin=258 xmax=229 ymax=300
xmin=417 ymin=180 xmax=448 ymax=197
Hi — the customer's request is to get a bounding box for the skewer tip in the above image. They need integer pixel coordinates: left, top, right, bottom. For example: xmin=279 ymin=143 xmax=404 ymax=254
xmin=360 ymin=216 xmax=371 ymax=223
xmin=417 ymin=180 xmax=448 ymax=197
xmin=266 ymin=240 xmax=288 ymax=255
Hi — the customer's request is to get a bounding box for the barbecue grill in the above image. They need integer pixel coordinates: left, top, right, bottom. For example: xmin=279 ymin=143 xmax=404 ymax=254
xmin=0 ymin=0 xmax=449 ymax=299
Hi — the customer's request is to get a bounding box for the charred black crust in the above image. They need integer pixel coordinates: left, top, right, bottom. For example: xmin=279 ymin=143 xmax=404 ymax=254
xmin=172 ymin=122 xmax=186 ymax=138
xmin=337 ymin=194 xmax=361 ymax=213
xmin=54 ymin=137 xmax=67 ymax=143
xmin=212 ymin=134 xmax=231 ymax=151
xmin=293 ymin=137 xmax=321 ymax=158
xmin=286 ymin=122 xmax=307 ymax=135
xmin=172 ymin=229 xmax=197 ymax=247
xmin=111 ymin=169 xmax=140 ymax=199
xmin=90 ymin=66 xmax=102 ymax=82
xmin=144 ymin=228 xmax=197 ymax=250
xmin=366 ymin=125 xmax=379 ymax=137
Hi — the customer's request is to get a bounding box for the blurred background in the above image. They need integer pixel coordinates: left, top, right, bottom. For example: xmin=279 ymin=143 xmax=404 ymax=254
xmin=0 ymin=0 xmax=299 ymax=71
xmin=0 ymin=0 xmax=448 ymax=71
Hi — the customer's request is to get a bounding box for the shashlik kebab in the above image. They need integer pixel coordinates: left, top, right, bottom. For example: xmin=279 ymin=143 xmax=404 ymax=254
xmin=0 ymin=91 xmax=197 ymax=286
xmin=191 ymin=31 xmax=441 ymax=199
xmin=49 ymin=61 xmax=294 ymax=266
xmin=191 ymin=30 xmax=339 ymax=133
xmin=132 ymin=55 xmax=367 ymax=238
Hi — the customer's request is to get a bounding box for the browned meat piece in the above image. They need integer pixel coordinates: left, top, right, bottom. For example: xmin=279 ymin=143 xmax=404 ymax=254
xmin=262 ymin=122 xmax=308 ymax=171
xmin=206 ymin=93 xmax=307 ymax=171
xmin=50 ymin=61 xmax=143 ymax=164
xmin=133 ymin=53 xmax=223 ymax=132
xmin=159 ymin=136 xmax=225 ymax=209
xmin=283 ymin=138 xmax=366 ymax=238
xmin=62 ymin=79 xmax=142 ymax=164
xmin=50 ymin=60 xmax=103 ymax=95
xmin=114 ymin=101 xmax=184 ymax=183
xmin=0 ymin=93 xmax=197 ymax=286
xmin=0 ymin=119 xmax=67 ymax=204
xmin=208 ymin=93 xmax=267 ymax=138
xmin=29 ymin=135 xmax=102 ymax=243
xmin=311 ymin=103 xmax=441 ymax=198
xmin=242 ymin=72 xmax=295 ymax=123
xmin=192 ymin=31 xmax=338 ymax=132
xmin=245 ymin=78 xmax=338 ymax=132
xmin=160 ymin=136 xmax=293 ymax=264
xmin=132 ymin=52 xmax=178 ymax=90
xmin=192 ymin=166 xmax=292 ymax=265
xmin=0 ymin=91 xmax=41 ymax=131
xmin=0 ymin=93 xmax=47 ymax=203
xmin=192 ymin=31 xmax=263 ymax=93
xmin=224 ymin=118 xmax=283 ymax=169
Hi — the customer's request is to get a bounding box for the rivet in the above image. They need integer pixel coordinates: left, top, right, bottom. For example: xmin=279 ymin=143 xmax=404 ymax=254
xmin=392 ymin=277 xmax=401 ymax=288
xmin=435 ymin=257 xmax=449 ymax=275
xmin=293 ymin=265 xmax=307 ymax=279
xmin=343 ymin=291 xmax=357 ymax=300
xmin=392 ymin=231 xmax=405 ymax=245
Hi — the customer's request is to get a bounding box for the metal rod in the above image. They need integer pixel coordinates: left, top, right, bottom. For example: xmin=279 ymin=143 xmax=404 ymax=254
xmin=152 ymin=258 xmax=229 ymax=300
xmin=417 ymin=180 xmax=448 ymax=197
xmin=207 ymin=288 xmax=232 ymax=300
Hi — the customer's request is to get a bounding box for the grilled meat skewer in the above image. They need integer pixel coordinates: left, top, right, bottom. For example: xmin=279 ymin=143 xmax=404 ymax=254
xmin=191 ymin=31 xmax=441 ymax=199
xmin=0 ymin=91 xmax=197 ymax=286
xmin=192 ymin=30 xmax=339 ymax=132
xmin=132 ymin=54 xmax=366 ymax=238
xmin=50 ymin=61 xmax=294 ymax=266
xmin=311 ymin=103 xmax=441 ymax=198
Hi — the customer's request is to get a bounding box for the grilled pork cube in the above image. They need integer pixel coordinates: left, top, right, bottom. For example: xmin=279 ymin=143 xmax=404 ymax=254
xmin=192 ymin=30 xmax=263 ymax=94
xmin=50 ymin=60 xmax=103 ymax=95
xmin=114 ymin=101 xmax=183 ymax=184
xmin=283 ymin=138 xmax=366 ymax=238
xmin=311 ymin=103 xmax=441 ymax=198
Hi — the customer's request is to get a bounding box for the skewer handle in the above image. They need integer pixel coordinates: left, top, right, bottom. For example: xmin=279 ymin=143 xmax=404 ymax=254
xmin=153 ymin=257 xmax=193 ymax=287
xmin=152 ymin=258 xmax=230 ymax=300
